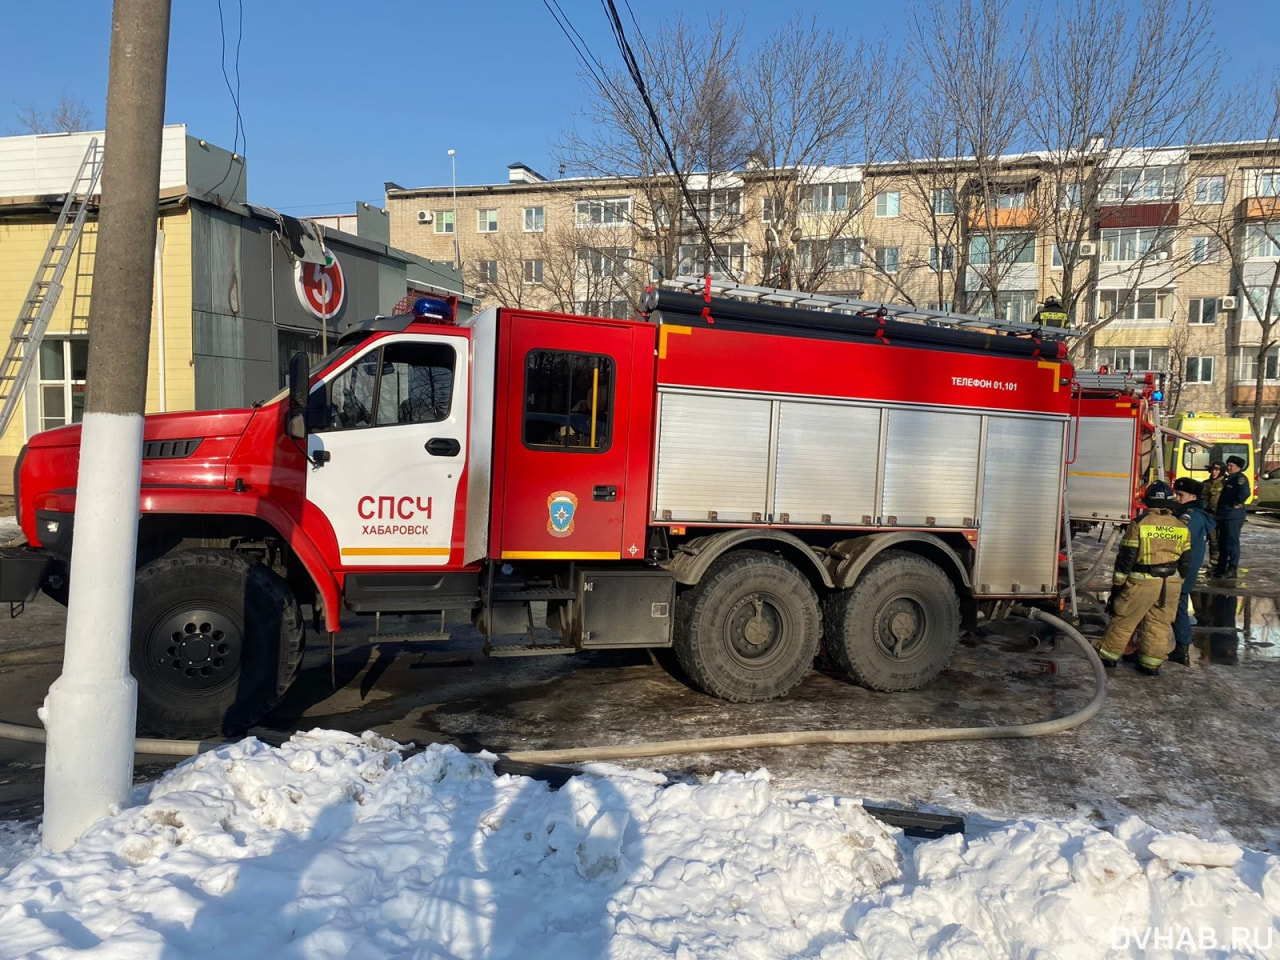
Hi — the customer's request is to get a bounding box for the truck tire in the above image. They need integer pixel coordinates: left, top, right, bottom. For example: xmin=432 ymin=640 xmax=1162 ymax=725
xmin=823 ymin=550 xmax=959 ymax=692
xmin=674 ymin=549 xmax=820 ymax=702
xmin=130 ymin=549 xmax=304 ymax=739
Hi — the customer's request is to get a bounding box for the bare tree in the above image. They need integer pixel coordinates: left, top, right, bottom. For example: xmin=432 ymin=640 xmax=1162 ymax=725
xmin=738 ymin=15 xmax=895 ymax=292
xmin=15 ymin=93 xmax=94 ymax=134
xmin=557 ymin=15 xmax=753 ymax=289
xmin=890 ymin=0 xmax=1036 ymax=319
xmin=1027 ymin=0 xmax=1219 ymax=358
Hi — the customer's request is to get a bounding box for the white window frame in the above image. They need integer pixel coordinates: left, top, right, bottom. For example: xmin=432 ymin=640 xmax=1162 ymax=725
xmin=928 ymin=245 xmax=954 ymax=272
xmin=931 ymin=188 xmax=955 ymax=216
xmin=1058 ymin=183 xmax=1081 ymax=211
xmin=762 ymin=196 xmax=779 ymax=222
xmin=800 ymin=182 xmax=857 ymax=215
xmin=1098 ymin=288 xmax=1173 ymax=322
xmin=576 ymin=246 xmax=632 ymax=280
xmin=676 ymin=242 xmax=747 ymax=281
xmin=795 ymin=238 xmax=862 ymax=271
xmin=1190 ymin=235 xmax=1221 ymax=265
xmin=1245 ymin=224 xmax=1280 ymax=260
xmin=1238 ymin=346 xmax=1280 ymax=382
xmin=1184 ymin=356 xmax=1214 ymax=384
xmin=969 ymin=231 xmax=1036 ymax=266
xmin=522 ymin=259 xmax=544 ymax=285
xmin=523 ymin=207 xmax=545 ymax=233
xmin=1252 ymin=170 xmax=1280 ymax=197
xmin=477 ymin=208 xmax=499 ymax=233
xmin=1188 ymin=297 xmax=1218 ymax=325
xmin=575 ymin=196 xmax=633 ymax=227
xmin=477 ymin=260 xmax=498 ymax=285
xmin=875 ymin=246 xmax=900 ymax=274
xmin=874 ymin=191 xmax=901 ymax=218
xmin=1099 ymin=165 xmax=1180 ymax=203
xmin=37 ymin=337 xmax=88 ymax=432
xmin=1194 ymin=175 xmax=1226 ymax=204
xmin=1094 ymin=347 xmax=1169 ymax=372
xmin=1099 ymin=227 xmax=1170 ymax=263
xmin=434 ymin=210 xmax=455 ymax=235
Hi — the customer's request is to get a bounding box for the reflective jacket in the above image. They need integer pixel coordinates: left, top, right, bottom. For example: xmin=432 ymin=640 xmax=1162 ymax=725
xmin=1113 ymin=507 xmax=1191 ymax=585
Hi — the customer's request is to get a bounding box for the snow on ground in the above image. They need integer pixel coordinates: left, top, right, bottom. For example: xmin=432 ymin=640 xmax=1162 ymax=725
xmin=0 ymin=731 xmax=1277 ymax=959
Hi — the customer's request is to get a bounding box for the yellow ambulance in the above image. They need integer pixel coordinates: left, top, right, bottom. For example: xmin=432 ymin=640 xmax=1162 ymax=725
xmin=1162 ymin=412 xmax=1256 ymax=503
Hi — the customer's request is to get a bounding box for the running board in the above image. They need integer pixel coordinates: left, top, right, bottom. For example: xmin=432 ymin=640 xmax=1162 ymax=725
xmin=487 ymin=643 xmax=578 ymax=658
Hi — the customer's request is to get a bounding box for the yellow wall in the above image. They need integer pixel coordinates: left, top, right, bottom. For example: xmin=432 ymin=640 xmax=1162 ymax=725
xmin=0 ymin=207 xmax=196 ymax=493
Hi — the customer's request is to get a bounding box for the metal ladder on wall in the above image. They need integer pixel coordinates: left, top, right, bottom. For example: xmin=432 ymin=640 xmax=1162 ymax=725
xmin=661 ymin=276 xmax=1084 ymax=340
xmin=0 ymin=137 xmax=104 ymax=437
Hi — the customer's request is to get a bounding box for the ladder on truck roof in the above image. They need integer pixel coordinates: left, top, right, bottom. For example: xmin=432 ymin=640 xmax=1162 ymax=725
xmin=1074 ymin=370 xmax=1161 ymax=393
xmin=661 ymin=276 xmax=1082 ymax=340
xmin=0 ymin=137 xmax=104 ymax=438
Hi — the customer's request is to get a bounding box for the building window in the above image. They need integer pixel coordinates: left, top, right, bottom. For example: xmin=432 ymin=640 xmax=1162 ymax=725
xmin=651 ymin=257 xmax=665 ymax=282
xmin=1238 ymin=346 xmax=1280 ymax=382
xmin=875 ymin=246 xmax=899 ymax=274
xmin=38 ymin=338 xmax=88 ymax=432
xmin=1095 ymin=347 xmax=1169 ymax=372
xmin=1252 ymin=170 xmax=1280 ymax=197
xmin=1194 ymin=175 xmax=1226 ymax=204
xmin=575 ymin=196 xmax=632 ymax=227
xmin=928 ymin=245 xmax=954 ymax=272
xmin=523 ymin=207 xmax=545 ymax=232
xmin=1100 ymin=227 xmax=1170 ymax=263
xmin=931 ymin=188 xmax=955 ymax=215
xmin=1185 ymin=356 xmax=1215 ymax=384
xmin=522 ymin=349 xmax=614 ymax=451
xmin=323 ymin=342 xmax=456 ymax=430
xmin=477 ymin=208 xmax=499 ymax=233
xmin=523 ymin=259 xmax=544 ymax=285
xmin=1059 ymin=183 xmax=1081 ymax=210
xmin=477 ymin=260 xmax=498 ymax=285
xmin=682 ymin=189 xmax=743 ymax=226
xmin=434 ymin=210 xmax=455 ymax=235
xmin=800 ymin=182 xmax=858 ymax=214
xmin=874 ymin=191 xmax=901 ymax=218
xmin=1245 ymin=224 xmax=1280 ymax=260
xmin=796 ymin=238 xmax=862 ymax=270
xmin=969 ymin=231 xmax=1035 ymax=265
xmin=1099 ymin=165 xmax=1180 ymax=202
xmin=1245 ymin=287 xmax=1280 ymax=322
xmin=991 ymin=188 xmax=1028 ymax=209
xmin=576 ymin=246 xmax=632 ymax=280
xmin=1188 ymin=297 xmax=1218 ymax=325
xmin=1098 ymin=288 xmax=1172 ymax=321
xmin=1190 ymin=236 xmax=1221 ymax=264
xmin=762 ymin=195 xmax=780 ymax=222
xmin=928 ymin=301 xmax=955 ymax=312
xmin=677 ymin=242 xmax=746 ymax=280
xmin=975 ymin=291 xmax=1038 ymax=324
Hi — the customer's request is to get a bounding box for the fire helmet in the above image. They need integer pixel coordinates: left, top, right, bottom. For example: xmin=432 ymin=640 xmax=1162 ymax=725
xmin=1142 ymin=481 xmax=1176 ymax=508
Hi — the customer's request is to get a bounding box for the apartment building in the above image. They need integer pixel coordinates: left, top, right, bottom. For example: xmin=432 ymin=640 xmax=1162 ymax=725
xmin=386 ymin=145 xmax=1280 ymax=453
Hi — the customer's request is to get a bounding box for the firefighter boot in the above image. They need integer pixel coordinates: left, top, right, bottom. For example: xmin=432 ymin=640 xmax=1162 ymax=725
xmin=1136 ymin=662 xmax=1160 ymax=677
xmin=1168 ymin=644 xmax=1191 ymax=666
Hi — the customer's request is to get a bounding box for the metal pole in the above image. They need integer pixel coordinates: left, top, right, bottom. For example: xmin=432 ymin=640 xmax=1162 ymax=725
xmin=42 ymin=0 xmax=172 ymax=852
xmin=449 ymin=148 xmax=460 ymax=272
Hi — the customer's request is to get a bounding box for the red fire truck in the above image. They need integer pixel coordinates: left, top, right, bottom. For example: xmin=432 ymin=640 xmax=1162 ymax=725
xmin=1065 ymin=370 xmax=1159 ymax=526
xmin=0 ymin=281 xmax=1075 ymax=738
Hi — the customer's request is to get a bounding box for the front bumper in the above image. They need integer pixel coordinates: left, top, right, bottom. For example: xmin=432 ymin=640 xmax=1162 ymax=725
xmin=0 ymin=547 xmax=53 ymax=603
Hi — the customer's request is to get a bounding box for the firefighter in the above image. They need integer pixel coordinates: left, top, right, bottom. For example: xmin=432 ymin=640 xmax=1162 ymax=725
xmin=1203 ymin=460 xmax=1226 ymax=568
xmin=1097 ymin=481 xmax=1191 ymax=675
xmin=1032 ymin=295 xmax=1068 ymax=328
xmin=1169 ymin=477 xmax=1214 ymax=666
xmin=1213 ymin=455 xmax=1251 ymax=578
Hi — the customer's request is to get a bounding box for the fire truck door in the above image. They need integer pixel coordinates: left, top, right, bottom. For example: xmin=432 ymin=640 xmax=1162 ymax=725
xmin=498 ymin=317 xmax=636 ymax=560
xmin=305 ymin=333 xmax=468 ymax=567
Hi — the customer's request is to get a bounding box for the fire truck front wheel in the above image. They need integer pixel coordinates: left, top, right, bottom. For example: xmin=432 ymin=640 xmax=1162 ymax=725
xmin=674 ymin=549 xmax=821 ymax=702
xmin=130 ymin=549 xmax=305 ymax=739
xmin=823 ymin=551 xmax=959 ymax=692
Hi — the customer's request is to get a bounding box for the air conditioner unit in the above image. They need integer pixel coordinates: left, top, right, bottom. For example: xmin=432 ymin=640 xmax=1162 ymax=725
xmin=1220 ymin=295 xmax=1238 ymax=310
xmin=417 ymin=210 xmax=434 ymax=224
xmin=1078 ymin=240 xmax=1097 ymax=257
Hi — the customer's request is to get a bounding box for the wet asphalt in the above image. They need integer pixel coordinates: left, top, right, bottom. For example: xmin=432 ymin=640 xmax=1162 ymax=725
xmin=2 ymin=514 xmax=1279 ymax=849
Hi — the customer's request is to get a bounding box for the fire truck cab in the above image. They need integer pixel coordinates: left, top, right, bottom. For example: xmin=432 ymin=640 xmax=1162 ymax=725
xmin=3 ymin=284 xmax=1075 ymax=739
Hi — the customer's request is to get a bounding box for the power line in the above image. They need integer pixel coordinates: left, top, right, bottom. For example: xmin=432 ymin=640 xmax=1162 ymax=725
xmin=207 ymin=0 xmax=246 ymax=199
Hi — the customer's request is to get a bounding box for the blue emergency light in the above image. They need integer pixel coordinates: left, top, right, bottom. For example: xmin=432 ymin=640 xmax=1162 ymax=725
xmin=412 ymin=296 xmax=454 ymax=323
xmin=1151 ymin=389 xmax=1163 ymax=402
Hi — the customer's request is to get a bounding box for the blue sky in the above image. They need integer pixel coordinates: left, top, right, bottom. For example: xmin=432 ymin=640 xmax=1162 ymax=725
xmin=3 ymin=1 xmax=1276 ymax=215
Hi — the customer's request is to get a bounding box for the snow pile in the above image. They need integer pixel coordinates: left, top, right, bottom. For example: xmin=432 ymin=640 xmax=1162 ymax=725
xmin=0 ymin=731 xmax=1277 ymax=958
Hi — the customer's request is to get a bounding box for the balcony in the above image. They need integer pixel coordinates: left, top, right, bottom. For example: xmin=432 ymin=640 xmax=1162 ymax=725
xmin=1232 ymin=384 xmax=1280 ymax=406
xmin=1097 ymin=203 xmax=1179 ymax=229
xmin=966 ymin=207 xmax=1038 ymax=230
xmin=1241 ymin=197 xmax=1280 ymax=221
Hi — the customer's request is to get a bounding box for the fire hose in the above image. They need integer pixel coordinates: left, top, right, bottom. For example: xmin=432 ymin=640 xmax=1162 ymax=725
xmin=0 ymin=608 xmax=1107 ymax=761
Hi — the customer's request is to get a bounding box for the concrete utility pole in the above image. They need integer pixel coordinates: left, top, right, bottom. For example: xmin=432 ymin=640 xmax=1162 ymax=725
xmin=43 ymin=0 xmax=172 ymax=852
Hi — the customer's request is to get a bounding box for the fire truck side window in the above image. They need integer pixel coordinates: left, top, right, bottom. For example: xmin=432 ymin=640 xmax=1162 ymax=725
xmin=325 ymin=342 xmax=455 ymax=430
xmin=523 ymin=350 xmax=614 ymax=451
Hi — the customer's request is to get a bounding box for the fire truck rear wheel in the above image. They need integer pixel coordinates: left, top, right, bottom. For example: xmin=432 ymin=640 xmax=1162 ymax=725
xmin=130 ymin=549 xmax=305 ymax=739
xmin=823 ymin=550 xmax=959 ymax=692
xmin=674 ymin=549 xmax=821 ymax=702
